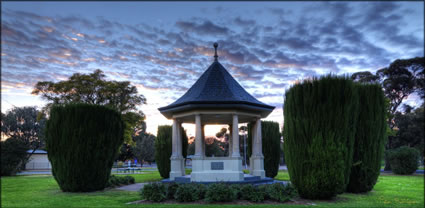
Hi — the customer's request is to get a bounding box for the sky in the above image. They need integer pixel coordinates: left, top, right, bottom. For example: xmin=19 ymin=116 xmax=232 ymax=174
xmin=1 ymin=1 xmax=424 ymax=137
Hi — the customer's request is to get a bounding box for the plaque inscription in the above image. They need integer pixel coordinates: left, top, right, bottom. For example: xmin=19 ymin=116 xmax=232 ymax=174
xmin=211 ymin=162 xmax=224 ymax=170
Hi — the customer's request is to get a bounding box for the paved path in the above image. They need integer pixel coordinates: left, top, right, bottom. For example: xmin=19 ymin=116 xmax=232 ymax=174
xmin=116 ymin=183 xmax=148 ymax=191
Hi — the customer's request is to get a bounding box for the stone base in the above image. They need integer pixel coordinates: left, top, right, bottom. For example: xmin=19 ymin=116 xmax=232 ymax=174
xmin=191 ymin=156 xmax=244 ymax=182
xmin=250 ymin=155 xmax=265 ymax=178
xmin=169 ymin=156 xmax=185 ymax=180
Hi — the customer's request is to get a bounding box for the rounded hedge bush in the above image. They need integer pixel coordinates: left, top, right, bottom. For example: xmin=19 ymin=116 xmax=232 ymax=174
xmin=283 ymin=75 xmax=359 ymax=199
xmin=45 ymin=103 xmax=124 ymax=192
xmin=346 ymin=84 xmax=387 ymax=193
xmin=388 ymin=146 xmax=419 ymax=175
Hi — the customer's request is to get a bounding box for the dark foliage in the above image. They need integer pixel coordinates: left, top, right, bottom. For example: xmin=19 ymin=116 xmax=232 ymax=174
xmin=140 ymin=183 xmax=166 ymax=202
xmin=347 ymin=84 xmax=387 ymax=193
xmin=265 ymin=183 xmax=297 ymax=202
xmin=45 ymin=103 xmax=124 ymax=192
xmin=247 ymin=121 xmax=281 ymax=178
xmin=1 ymin=138 xmax=28 ymax=176
xmin=155 ymin=125 xmax=172 ymax=178
xmin=240 ymin=184 xmax=266 ymax=202
xmin=392 ymin=104 xmax=424 ymax=158
xmin=205 ymin=183 xmax=237 ymax=202
xmin=107 ymin=175 xmax=135 ymax=187
xmin=283 ymin=75 xmax=359 ymax=199
xmin=174 ymin=183 xmax=202 ymax=202
xmin=1 ymin=107 xmax=46 ymax=166
xmin=165 ymin=183 xmax=179 ymax=199
xmin=32 ymin=69 xmax=147 ymax=144
xmin=154 ymin=125 xmax=188 ymax=178
xmin=387 ymin=146 xmax=420 ymax=175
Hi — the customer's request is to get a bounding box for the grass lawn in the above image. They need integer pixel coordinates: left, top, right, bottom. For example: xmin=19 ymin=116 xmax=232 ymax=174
xmin=1 ymin=171 xmax=423 ymax=208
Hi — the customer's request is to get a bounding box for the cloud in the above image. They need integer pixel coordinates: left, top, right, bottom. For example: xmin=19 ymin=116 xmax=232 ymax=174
xmin=176 ymin=20 xmax=229 ymax=35
xmin=1 ymin=3 xmax=423 ymax=135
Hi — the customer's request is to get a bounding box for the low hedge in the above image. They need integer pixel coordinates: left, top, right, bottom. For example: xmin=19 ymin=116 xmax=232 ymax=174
xmin=139 ymin=182 xmax=297 ymax=203
xmin=107 ymin=175 xmax=135 ymax=187
xmin=387 ymin=146 xmax=420 ymax=175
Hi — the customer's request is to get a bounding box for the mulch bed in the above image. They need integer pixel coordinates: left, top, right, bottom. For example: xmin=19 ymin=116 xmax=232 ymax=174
xmin=128 ymin=195 xmax=351 ymax=205
xmin=127 ymin=199 xmax=313 ymax=205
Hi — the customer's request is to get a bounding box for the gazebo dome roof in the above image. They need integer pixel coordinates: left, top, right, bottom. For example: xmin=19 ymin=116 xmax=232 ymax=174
xmin=158 ymin=43 xmax=275 ymax=119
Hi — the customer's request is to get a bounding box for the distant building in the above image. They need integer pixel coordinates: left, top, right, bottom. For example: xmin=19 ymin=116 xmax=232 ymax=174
xmin=25 ymin=150 xmax=51 ymax=170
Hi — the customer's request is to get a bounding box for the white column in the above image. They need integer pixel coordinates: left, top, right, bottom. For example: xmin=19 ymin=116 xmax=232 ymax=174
xmin=195 ymin=114 xmax=202 ymax=157
xmin=232 ymin=114 xmax=240 ymax=157
xmin=170 ymin=119 xmax=184 ymax=180
xmin=254 ymin=118 xmax=263 ymax=157
xmin=250 ymin=118 xmax=265 ymax=178
xmin=228 ymin=124 xmax=233 ymax=157
xmin=171 ymin=119 xmax=180 ymax=157
xmin=201 ymin=124 xmax=205 ymax=156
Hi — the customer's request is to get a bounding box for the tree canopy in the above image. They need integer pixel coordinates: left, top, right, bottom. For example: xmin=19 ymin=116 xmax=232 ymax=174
xmin=31 ymin=69 xmax=147 ymax=143
xmin=1 ymin=106 xmax=46 ymax=153
xmin=32 ymin=69 xmax=146 ymax=112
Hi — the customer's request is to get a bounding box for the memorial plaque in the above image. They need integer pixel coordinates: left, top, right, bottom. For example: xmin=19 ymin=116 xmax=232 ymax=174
xmin=211 ymin=162 xmax=224 ymax=170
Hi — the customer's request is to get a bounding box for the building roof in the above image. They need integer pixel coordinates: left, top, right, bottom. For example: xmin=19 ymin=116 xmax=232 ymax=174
xmin=158 ymin=43 xmax=274 ymax=119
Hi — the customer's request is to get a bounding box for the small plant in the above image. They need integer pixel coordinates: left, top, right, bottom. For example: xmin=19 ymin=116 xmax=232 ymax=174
xmin=107 ymin=175 xmax=135 ymax=187
xmin=229 ymin=184 xmax=242 ymax=199
xmin=205 ymin=183 xmax=236 ymax=203
xmin=265 ymin=183 xmax=296 ymax=202
xmin=174 ymin=183 xmax=201 ymax=202
xmin=388 ymin=146 xmax=420 ymax=175
xmin=124 ymin=176 xmax=135 ymax=184
xmin=240 ymin=184 xmax=266 ymax=202
xmin=165 ymin=183 xmax=179 ymax=199
xmin=140 ymin=183 xmax=166 ymax=202
xmin=197 ymin=184 xmax=207 ymax=199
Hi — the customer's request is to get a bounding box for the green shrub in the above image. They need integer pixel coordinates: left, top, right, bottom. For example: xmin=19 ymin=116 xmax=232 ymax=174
xmin=388 ymin=146 xmax=420 ymax=175
xmin=140 ymin=183 xmax=166 ymax=202
xmin=229 ymin=184 xmax=242 ymax=199
xmin=240 ymin=184 xmax=266 ymax=202
xmin=165 ymin=182 xmax=179 ymax=199
xmin=45 ymin=104 xmax=124 ymax=192
xmin=106 ymin=175 xmax=135 ymax=187
xmin=205 ymin=183 xmax=236 ymax=203
xmin=247 ymin=121 xmax=281 ymax=178
xmin=347 ymin=84 xmax=387 ymax=193
xmin=283 ymin=75 xmax=359 ymax=199
xmin=174 ymin=183 xmax=201 ymax=202
xmin=155 ymin=125 xmax=188 ymax=179
xmin=265 ymin=183 xmax=297 ymax=202
xmin=1 ymin=138 xmax=28 ymax=176
xmin=124 ymin=176 xmax=135 ymax=184
xmin=197 ymin=184 xmax=207 ymax=199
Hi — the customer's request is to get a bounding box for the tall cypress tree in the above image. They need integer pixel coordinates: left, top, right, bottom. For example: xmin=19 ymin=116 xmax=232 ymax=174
xmin=155 ymin=125 xmax=172 ymax=178
xmin=283 ymin=75 xmax=359 ymax=199
xmin=346 ymin=84 xmax=387 ymax=193
xmin=45 ymin=103 xmax=124 ymax=192
xmin=247 ymin=121 xmax=281 ymax=178
xmin=155 ymin=125 xmax=188 ymax=179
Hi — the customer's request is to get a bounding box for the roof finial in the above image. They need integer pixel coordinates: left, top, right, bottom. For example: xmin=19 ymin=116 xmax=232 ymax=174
xmin=213 ymin=42 xmax=218 ymax=61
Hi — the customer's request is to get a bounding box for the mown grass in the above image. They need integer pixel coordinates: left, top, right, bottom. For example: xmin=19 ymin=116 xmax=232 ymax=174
xmin=1 ymin=171 xmax=423 ymax=208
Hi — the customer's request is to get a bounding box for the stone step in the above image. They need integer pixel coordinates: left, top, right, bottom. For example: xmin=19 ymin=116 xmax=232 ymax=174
xmin=163 ymin=175 xmax=275 ymax=185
